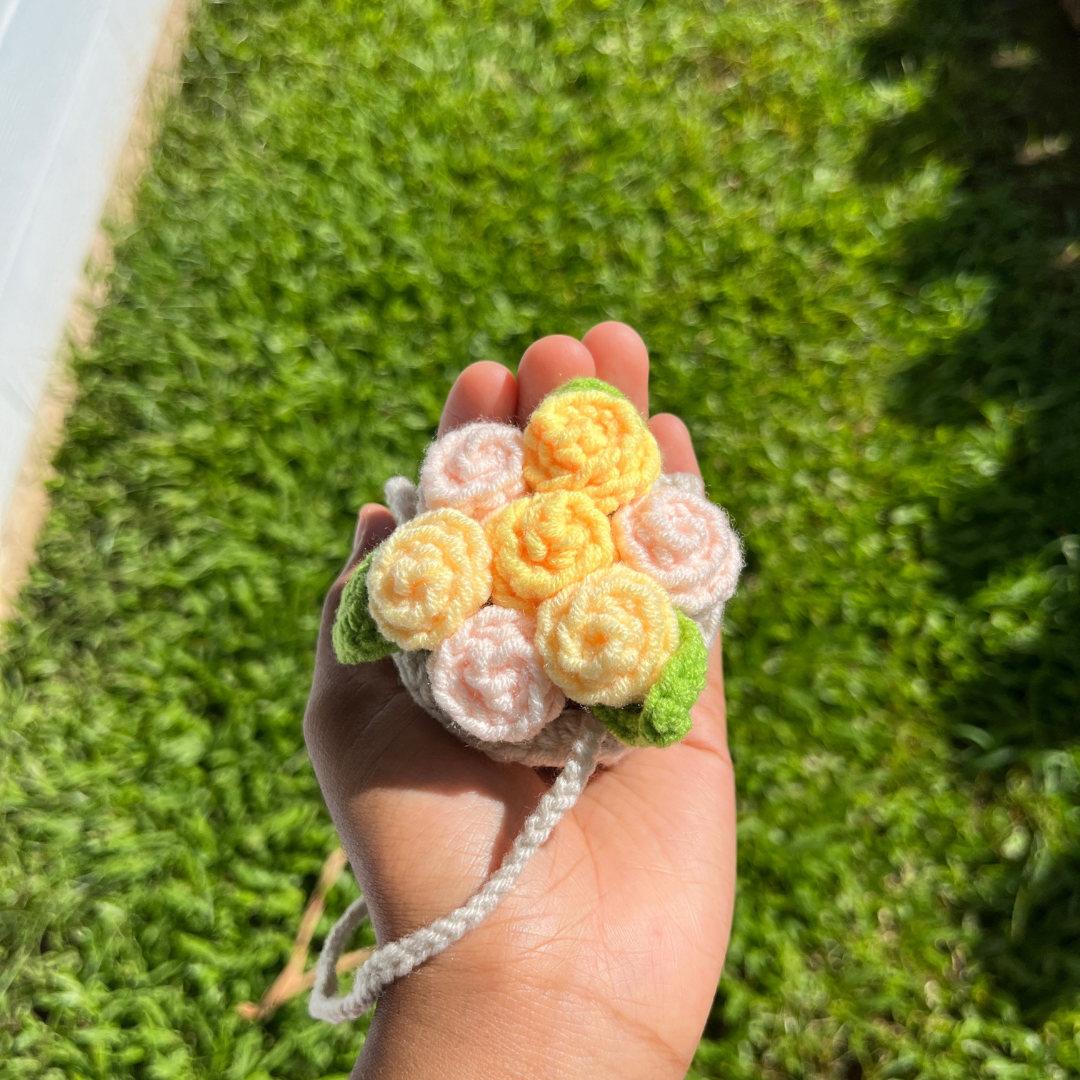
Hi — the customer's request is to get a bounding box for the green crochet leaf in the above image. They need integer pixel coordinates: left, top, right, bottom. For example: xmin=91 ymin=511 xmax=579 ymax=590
xmin=643 ymin=613 xmax=709 ymax=745
xmin=591 ymin=613 xmax=707 ymax=748
xmin=589 ymin=701 xmax=648 ymax=746
xmin=549 ymin=377 xmax=629 ymax=402
xmin=331 ymin=550 xmax=399 ymax=664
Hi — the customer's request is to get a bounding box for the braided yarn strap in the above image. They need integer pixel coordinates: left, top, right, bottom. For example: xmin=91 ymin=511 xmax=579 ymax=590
xmin=308 ymin=719 xmax=604 ymax=1023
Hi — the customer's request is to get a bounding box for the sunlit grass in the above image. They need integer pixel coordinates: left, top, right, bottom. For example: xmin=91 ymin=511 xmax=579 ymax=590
xmin=2 ymin=0 xmax=1078 ymax=1076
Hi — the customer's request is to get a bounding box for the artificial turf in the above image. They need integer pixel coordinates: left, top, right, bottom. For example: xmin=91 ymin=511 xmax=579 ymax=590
xmin=2 ymin=0 xmax=1079 ymax=1075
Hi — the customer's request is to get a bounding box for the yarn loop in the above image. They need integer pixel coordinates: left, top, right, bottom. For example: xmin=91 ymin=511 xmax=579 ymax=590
xmin=488 ymin=491 xmax=615 ymax=611
xmin=535 ymin=565 xmax=679 ymax=706
xmin=428 ymin=606 xmax=565 ymax=743
xmin=367 ymin=508 xmax=492 ymax=650
xmin=522 ymin=386 xmax=661 ymax=513
xmin=418 ymin=421 xmax=527 ymax=522
xmin=612 ymin=477 xmax=742 ymax=615
xmin=332 ymin=550 xmax=399 ymax=664
xmin=591 ymin=612 xmax=707 ymax=747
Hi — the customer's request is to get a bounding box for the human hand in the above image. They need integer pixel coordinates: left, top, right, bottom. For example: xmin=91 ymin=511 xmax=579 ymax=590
xmin=304 ymin=323 xmax=737 ymax=1079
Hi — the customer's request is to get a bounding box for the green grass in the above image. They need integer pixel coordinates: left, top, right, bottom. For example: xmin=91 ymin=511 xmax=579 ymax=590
xmin=2 ymin=0 xmax=1079 ymax=1075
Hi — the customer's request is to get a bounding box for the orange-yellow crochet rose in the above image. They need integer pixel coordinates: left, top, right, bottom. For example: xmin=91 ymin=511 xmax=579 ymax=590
xmin=535 ymin=565 xmax=679 ymax=706
xmin=366 ymin=508 xmax=492 ymax=650
xmin=487 ymin=491 xmax=616 ymax=613
xmin=522 ymin=388 xmax=661 ymax=514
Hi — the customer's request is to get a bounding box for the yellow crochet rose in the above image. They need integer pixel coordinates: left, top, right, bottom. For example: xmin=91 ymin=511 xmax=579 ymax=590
xmin=487 ymin=491 xmax=615 ymax=612
xmin=535 ymin=565 xmax=679 ymax=706
xmin=366 ymin=508 xmax=492 ymax=650
xmin=522 ymin=388 xmax=661 ymax=514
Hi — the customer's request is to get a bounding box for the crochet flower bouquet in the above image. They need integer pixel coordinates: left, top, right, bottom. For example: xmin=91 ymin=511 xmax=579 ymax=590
xmin=310 ymin=378 xmax=742 ymax=1022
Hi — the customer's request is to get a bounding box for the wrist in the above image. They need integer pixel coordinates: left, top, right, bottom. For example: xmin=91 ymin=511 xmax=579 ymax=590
xmin=358 ymin=962 xmax=556 ymax=1079
xmin=353 ymin=949 xmax=690 ymax=1080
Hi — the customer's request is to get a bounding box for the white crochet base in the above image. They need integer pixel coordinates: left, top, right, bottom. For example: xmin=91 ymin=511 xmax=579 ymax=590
xmin=309 ymin=475 xmax=728 ymax=1022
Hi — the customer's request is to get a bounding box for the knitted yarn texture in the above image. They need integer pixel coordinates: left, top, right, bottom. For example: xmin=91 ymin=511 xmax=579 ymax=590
xmin=392 ymin=648 xmax=629 ymax=768
xmin=592 ymin=611 xmax=709 ymax=748
xmin=488 ymin=490 xmax=615 ymax=612
xmin=428 ymin=605 xmax=565 ymax=742
xmin=611 ymin=474 xmax=742 ymax=615
xmin=314 ymin=377 xmax=743 ymax=1023
xmin=367 ymin=507 xmax=492 ymax=650
xmin=534 ymin=564 xmax=679 ymax=706
xmin=418 ymin=420 xmax=526 ymax=522
xmin=331 ymin=551 xmax=398 ymax=665
xmin=522 ymin=387 xmax=661 ymax=513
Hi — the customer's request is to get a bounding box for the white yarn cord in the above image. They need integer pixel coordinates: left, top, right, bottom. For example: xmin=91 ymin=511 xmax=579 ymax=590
xmin=309 ymin=719 xmax=604 ymax=1023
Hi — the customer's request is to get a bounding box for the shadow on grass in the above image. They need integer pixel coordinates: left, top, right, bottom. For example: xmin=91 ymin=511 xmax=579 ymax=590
xmin=859 ymin=0 xmax=1080 ymax=1023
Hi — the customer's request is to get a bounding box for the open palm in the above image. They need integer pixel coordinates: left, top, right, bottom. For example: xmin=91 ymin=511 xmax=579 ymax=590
xmin=304 ymin=323 xmax=737 ymax=1079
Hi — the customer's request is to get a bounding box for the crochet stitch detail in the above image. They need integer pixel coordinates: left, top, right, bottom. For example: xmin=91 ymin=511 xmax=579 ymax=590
xmin=535 ymin=565 xmax=679 ymax=706
xmin=384 ymin=476 xmax=419 ymax=526
xmin=331 ymin=551 xmax=399 ymax=664
xmin=592 ymin=613 xmax=707 ymax=747
xmin=612 ymin=475 xmax=743 ymax=615
xmin=418 ymin=421 xmax=526 ymax=522
xmin=549 ymin=376 xmax=630 ymax=401
xmin=522 ymin=388 xmax=661 ymax=514
xmin=427 ymin=606 xmax=565 ymax=743
xmin=393 ymin=649 xmax=629 ymax=767
xmin=691 ymin=598 xmax=726 ymax=653
xmin=488 ymin=491 xmax=615 ymax=611
xmin=366 ymin=508 xmax=492 ymax=650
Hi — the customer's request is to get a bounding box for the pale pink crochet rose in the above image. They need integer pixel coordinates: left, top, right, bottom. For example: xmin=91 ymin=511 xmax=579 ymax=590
xmin=610 ymin=474 xmax=742 ymax=615
xmin=427 ymin=606 xmax=565 ymax=743
xmin=418 ymin=421 xmax=527 ymax=523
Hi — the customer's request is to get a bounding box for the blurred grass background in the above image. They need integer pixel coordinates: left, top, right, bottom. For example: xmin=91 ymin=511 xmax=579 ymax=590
xmin=2 ymin=0 xmax=1079 ymax=1075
